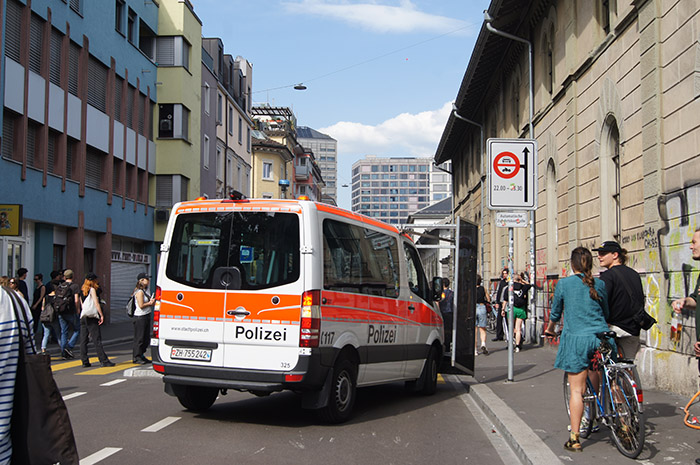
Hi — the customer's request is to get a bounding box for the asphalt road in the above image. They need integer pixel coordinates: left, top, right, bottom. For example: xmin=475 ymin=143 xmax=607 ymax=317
xmin=52 ymin=341 xmax=519 ymax=465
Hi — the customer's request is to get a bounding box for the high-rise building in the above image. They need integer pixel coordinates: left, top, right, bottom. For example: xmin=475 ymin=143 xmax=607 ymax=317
xmin=296 ymin=126 xmax=337 ymax=203
xmin=351 ymin=156 xmax=452 ymax=225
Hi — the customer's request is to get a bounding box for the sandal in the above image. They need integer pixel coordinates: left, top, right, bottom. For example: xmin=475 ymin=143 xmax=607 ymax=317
xmin=564 ymin=433 xmax=582 ymax=452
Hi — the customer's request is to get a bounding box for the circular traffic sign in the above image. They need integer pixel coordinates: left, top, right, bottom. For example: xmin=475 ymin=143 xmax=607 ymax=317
xmin=493 ymin=152 xmax=520 ymax=179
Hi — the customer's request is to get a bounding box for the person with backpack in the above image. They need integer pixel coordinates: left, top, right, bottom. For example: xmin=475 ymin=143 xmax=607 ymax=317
xmin=132 ymin=273 xmax=156 ymax=364
xmin=55 ymin=269 xmax=80 ymax=360
xmin=78 ymin=273 xmax=114 ymax=367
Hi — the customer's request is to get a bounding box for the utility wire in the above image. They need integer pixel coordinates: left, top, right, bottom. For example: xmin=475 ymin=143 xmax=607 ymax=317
xmin=251 ymin=23 xmax=477 ymax=94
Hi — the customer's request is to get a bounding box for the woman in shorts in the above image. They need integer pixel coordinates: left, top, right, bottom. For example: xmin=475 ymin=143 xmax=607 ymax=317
xmin=475 ymin=275 xmax=490 ymax=355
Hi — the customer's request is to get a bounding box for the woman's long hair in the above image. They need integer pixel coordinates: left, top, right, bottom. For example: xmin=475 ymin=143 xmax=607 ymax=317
xmin=82 ymin=278 xmax=99 ymax=297
xmin=570 ymin=246 xmax=600 ymax=301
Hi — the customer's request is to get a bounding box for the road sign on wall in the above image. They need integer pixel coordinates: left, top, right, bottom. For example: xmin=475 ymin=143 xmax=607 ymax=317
xmin=487 ymin=138 xmax=537 ymax=211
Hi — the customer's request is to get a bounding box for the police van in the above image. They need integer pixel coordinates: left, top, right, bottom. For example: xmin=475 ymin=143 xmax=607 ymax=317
xmin=151 ymin=197 xmax=444 ymax=423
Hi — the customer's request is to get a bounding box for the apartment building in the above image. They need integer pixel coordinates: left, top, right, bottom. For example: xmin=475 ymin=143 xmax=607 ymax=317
xmin=297 ymin=126 xmax=337 ymax=203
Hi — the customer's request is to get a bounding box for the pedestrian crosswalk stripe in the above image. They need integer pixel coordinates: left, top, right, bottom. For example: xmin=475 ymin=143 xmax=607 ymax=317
xmin=438 ymin=374 xmax=445 ymax=383
xmin=142 ymin=416 xmax=181 ymax=432
xmin=63 ymin=391 xmax=87 ymax=401
xmin=76 ymin=360 xmax=139 ymax=375
xmin=100 ymin=379 xmax=127 ymax=387
xmin=79 ymin=447 xmax=122 ymax=465
xmin=52 ymin=358 xmax=100 ymax=372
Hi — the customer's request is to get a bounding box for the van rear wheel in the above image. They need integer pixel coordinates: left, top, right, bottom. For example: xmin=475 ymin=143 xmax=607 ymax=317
xmin=318 ymin=358 xmax=357 ymax=424
xmin=176 ymin=385 xmax=219 ymax=412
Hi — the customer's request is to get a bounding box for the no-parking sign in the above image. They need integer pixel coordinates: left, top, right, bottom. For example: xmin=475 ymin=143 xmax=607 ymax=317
xmin=487 ymin=138 xmax=537 ymax=210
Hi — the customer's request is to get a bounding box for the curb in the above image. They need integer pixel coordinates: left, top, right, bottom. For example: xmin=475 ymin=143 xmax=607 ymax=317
xmin=465 ymin=380 xmax=564 ymax=465
xmin=123 ymin=366 xmax=162 ymax=378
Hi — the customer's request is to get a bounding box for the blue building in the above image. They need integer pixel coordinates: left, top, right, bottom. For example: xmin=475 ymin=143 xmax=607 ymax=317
xmin=0 ymin=0 xmax=158 ymax=317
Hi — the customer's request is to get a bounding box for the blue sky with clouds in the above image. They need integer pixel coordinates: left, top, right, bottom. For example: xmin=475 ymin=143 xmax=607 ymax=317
xmin=194 ymin=0 xmax=490 ymax=208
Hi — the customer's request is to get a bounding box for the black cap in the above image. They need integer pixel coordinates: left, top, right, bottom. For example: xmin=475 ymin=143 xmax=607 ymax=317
xmin=85 ymin=272 xmax=98 ymax=281
xmin=137 ymin=272 xmax=150 ymax=280
xmin=593 ymin=240 xmax=623 ymax=254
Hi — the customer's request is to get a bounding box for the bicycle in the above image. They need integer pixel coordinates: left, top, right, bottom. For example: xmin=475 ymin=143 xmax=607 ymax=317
xmin=562 ymin=330 xmax=645 ymax=458
xmin=485 ymin=303 xmax=497 ymax=334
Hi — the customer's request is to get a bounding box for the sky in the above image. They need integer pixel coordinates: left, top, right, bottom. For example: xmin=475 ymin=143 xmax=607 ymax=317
xmin=193 ymin=0 xmax=491 ymax=209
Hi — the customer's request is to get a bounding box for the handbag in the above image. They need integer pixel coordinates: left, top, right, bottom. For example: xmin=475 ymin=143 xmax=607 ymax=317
xmin=80 ymin=291 xmax=100 ymax=319
xmin=609 ymin=267 xmax=656 ymax=331
xmin=5 ymin=286 xmax=79 ymax=465
xmin=39 ymin=301 xmax=55 ymax=324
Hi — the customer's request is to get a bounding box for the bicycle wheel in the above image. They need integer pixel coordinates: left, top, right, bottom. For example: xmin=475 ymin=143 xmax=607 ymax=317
xmin=486 ymin=310 xmax=497 ymax=334
xmin=607 ymin=369 xmax=645 ymax=458
xmin=563 ymin=373 xmax=594 ymax=438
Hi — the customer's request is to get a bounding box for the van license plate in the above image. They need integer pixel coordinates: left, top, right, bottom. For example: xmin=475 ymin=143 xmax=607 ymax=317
xmin=171 ymin=347 xmax=212 ymax=362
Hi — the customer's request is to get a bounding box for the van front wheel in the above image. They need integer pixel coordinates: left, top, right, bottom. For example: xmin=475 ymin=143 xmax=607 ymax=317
xmin=175 ymin=385 xmax=219 ymax=412
xmin=318 ymin=358 xmax=357 ymax=424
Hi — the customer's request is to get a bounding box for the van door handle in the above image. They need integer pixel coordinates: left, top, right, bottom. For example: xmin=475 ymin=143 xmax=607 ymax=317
xmin=408 ymin=304 xmax=415 ymax=313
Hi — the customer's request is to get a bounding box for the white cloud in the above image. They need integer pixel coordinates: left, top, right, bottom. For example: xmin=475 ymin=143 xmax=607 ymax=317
xmin=282 ymin=0 xmax=468 ymax=34
xmin=320 ymin=101 xmax=452 ymax=159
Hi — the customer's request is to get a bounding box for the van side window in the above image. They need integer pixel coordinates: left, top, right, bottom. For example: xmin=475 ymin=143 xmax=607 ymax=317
xmin=166 ymin=211 xmax=300 ymax=290
xmin=403 ymin=243 xmax=430 ymax=302
xmin=323 ymin=219 xmax=399 ymax=298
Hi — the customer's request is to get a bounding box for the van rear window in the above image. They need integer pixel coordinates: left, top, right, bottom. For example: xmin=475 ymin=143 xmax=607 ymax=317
xmin=166 ymin=211 xmax=300 ymax=290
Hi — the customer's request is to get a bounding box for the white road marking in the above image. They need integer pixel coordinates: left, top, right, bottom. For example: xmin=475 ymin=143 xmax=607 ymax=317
xmin=79 ymin=447 xmax=122 ymax=465
xmin=141 ymin=416 xmax=181 ymax=432
xmin=100 ymin=378 xmax=127 ymax=387
xmin=62 ymin=391 xmax=87 ymax=401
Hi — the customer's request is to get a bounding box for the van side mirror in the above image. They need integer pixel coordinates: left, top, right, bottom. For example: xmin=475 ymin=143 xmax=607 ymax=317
xmin=432 ymin=277 xmax=443 ymax=302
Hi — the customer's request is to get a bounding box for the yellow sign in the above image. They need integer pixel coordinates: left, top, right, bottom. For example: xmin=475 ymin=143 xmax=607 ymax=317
xmin=0 ymin=205 xmax=22 ymax=236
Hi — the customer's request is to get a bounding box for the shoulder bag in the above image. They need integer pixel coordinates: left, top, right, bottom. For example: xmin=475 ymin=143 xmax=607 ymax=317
xmin=80 ymin=291 xmax=100 ymax=319
xmin=5 ymin=286 xmax=79 ymax=465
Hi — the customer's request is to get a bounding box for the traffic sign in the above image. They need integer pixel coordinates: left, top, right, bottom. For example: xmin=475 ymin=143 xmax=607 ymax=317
xmin=495 ymin=211 xmax=528 ymax=228
xmin=487 ymin=138 xmax=537 ymax=210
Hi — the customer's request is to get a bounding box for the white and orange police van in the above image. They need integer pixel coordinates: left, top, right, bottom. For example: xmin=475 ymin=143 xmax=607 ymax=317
xmin=151 ymin=197 xmax=444 ymax=422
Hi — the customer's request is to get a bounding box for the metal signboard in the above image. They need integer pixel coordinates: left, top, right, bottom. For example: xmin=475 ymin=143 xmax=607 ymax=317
xmin=487 ymin=138 xmax=537 ymax=211
xmin=495 ymin=211 xmax=528 ymax=228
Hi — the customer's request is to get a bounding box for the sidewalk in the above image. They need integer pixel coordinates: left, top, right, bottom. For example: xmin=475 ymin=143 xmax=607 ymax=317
xmin=461 ymin=340 xmax=700 ymax=464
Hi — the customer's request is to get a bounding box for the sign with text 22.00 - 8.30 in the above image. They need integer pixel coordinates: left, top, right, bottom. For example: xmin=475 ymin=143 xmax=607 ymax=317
xmin=487 ymin=138 xmax=537 ymax=211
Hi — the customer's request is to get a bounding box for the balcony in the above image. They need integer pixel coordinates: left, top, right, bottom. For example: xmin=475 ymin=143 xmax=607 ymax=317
xmin=295 ymin=164 xmax=310 ymax=180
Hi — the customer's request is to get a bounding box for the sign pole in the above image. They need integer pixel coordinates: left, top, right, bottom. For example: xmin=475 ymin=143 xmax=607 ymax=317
xmin=507 ymin=227 xmax=514 ymax=382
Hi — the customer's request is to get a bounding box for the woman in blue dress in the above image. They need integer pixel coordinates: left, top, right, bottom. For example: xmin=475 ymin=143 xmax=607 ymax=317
xmin=545 ymin=247 xmax=611 ymax=452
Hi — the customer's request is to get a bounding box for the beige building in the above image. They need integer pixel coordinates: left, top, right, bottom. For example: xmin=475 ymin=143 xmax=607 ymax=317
xmin=436 ymin=0 xmax=700 ymax=395
xmin=250 ymin=130 xmax=294 ymax=199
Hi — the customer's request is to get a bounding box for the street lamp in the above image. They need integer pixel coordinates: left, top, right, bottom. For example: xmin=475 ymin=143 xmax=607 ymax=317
xmin=293 ymin=83 xmax=307 ymax=90
xmin=484 ymin=10 xmax=536 ymax=382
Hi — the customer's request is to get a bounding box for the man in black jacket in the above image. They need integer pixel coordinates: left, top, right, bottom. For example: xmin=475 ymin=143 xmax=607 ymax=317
xmin=594 ymin=240 xmax=645 ymax=360
xmin=492 ymin=268 xmax=509 ymax=342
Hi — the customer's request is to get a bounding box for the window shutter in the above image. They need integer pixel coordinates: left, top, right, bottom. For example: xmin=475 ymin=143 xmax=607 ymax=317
xmin=66 ymin=139 xmax=75 ymax=179
xmin=2 ymin=116 xmax=14 ymax=160
xmin=87 ymin=57 xmax=107 ymax=112
xmin=26 ymin=123 xmax=36 ymax=168
xmin=5 ymin=0 xmax=21 ymax=62
xmin=126 ymin=86 xmax=134 ymax=129
xmin=68 ymin=42 xmax=80 ymax=96
xmin=85 ymin=147 xmax=104 ymax=189
xmin=156 ymin=175 xmax=173 ymax=207
xmin=48 ymin=131 xmax=57 ymax=174
xmin=125 ymin=167 xmax=133 ymax=199
xmin=156 ymin=37 xmax=174 ymax=66
xmin=69 ymin=0 xmax=81 ymax=15
xmin=50 ymin=28 xmax=63 ymax=86
xmin=29 ymin=14 xmax=43 ymax=74
xmin=114 ymin=76 xmax=123 ymax=122
xmin=180 ymin=177 xmax=189 ymax=202
xmin=138 ymin=93 xmax=145 ymax=134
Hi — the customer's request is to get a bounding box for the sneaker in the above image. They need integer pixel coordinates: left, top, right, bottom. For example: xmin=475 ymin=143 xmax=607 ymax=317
xmin=82 ymin=362 xmax=92 ymax=368
xmin=139 ymin=355 xmax=151 ymax=364
xmin=132 ymin=358 xmax=147 ymax=365
xmin=64 ymin=348 xmax=74 ymax=359
xmin=515 ymin=347 xmax=520 ymax=353
xmin=100 ymin=360 xmax=116 ymax=367
xmin=481 ymin=345 xmax=489 ymax=355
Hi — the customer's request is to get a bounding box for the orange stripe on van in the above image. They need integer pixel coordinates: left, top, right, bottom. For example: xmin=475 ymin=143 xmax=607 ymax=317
xmin=315 ymin=203 xmax=399 ymax=234
xmin=159 ymin=290 xmax=301 ymax=321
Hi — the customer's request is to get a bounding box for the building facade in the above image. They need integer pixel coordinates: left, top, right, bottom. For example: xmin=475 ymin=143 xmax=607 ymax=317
xmin=351 ymin=156 xmax=452 ymax=225
xmin=250 ymin=129 xmax=293 ymax=199
xmin=297 ymin=126 xmax=337 ymax=203
xmin=0 ymin=0 xmax=159 ymax=317
xmin=436 ymin=0 xmax=700 ymax=395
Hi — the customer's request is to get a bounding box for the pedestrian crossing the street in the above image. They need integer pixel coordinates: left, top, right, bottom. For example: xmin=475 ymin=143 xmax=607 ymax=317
xmin=51 ymin=356 xmax=153 ymax=375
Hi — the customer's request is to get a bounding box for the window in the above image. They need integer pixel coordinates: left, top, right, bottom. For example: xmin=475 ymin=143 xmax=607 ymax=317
xmin=158 ymin=104 xmax=190 ymax=140
xmin=238 ymin=117 xmax=242 ymax=144
xmin=546 ymin=158 xmax=558 ymax=272
xmin=86 ymin=147 xmax=105 ymax=190
xmin=228 ymin=105 xmax=233 ymax=135
xmin=139 ymin=21 xmax=156 ymax=61
xmin=115 ymin=0 xmax=125 ymax=34
xmin=156 ymin=175 xmax=173 ymax=207
xmin=247 ymin=128 xmax=251 ymax=153
xmin=262 ymin=161 xmax=273 ymax=180
xmin=5 ymin=0 xmax=21 ymax=62
xmin=68 ymin=42 xmax=80 ymax=97
xmin=404 ymin=242 xmax=430 ymax=302
xmin=322 ymin=219 xmax=400 ymax=298
xmin=49 ymin=28 xmax=63 ymax=86
xmin=203 ymin=135 xmax=210 ymax=170
xmin=127 ymin=8 xmax=136 ymax=44
xmin=87 ymin=56 xmax=108 ymax=112
xmin=204 ymin=83 xmax=210 ymax=115
xmin=155 ymin=36 xmax=190 ymax=70
xmin=217 ymin=94 xmax=223 ymax=124
xmin=216 ymin=147 xmax=222 ymax=180
xmin=29 ymin=14 xmax=43 ymax=75
xmin=600 ymin=116 xmax=621 ymax=242
xmin=166 ymin=211 xmax=300 ymax=290
xmin=70 ymin=0 xmax=82 ymax=15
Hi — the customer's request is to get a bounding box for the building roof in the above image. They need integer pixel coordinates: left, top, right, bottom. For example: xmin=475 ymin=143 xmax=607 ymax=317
xmin=409 ymin=197 xmax=453 ymax=219
xmin=296 ymin=126 xmax=336 ymax=141
xmin=434 ymin=0 xmax=548 ymax=164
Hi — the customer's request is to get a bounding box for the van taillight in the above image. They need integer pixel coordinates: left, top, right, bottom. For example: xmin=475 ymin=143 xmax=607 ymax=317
xmin=152 ymin=285 xmax=161 ymax=339
xmin=300 ymin=290 xmax=321 ymax=348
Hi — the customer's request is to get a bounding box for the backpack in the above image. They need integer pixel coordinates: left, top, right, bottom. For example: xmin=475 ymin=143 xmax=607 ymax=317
xmin=126 ymin=294 xmax=136 ymax=318
xmin=53 ymin=282 xmax=74 ymax=314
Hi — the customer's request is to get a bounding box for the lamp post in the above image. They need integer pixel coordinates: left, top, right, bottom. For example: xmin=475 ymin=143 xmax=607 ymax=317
xmin=484 ymin=10 xmax=536 ymax=382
